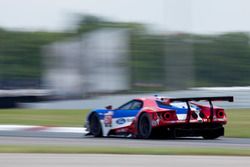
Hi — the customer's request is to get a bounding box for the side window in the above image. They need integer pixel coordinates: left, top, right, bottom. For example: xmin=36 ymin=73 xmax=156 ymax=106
xmin=130 ymin=101 xmax=143 ymax=110
xmin=118 ymin=101 xmax=134 ymax=110
xmin=118 ymin=100 xmax=143 ymax=110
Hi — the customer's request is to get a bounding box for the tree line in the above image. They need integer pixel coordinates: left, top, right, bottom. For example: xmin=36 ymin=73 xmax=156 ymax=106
xmin=0 ymin=16 xmax=250 ymax=90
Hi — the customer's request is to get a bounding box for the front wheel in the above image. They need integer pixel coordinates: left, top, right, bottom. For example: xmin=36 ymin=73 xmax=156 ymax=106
xmin=89 ymin=113 xmax=103 ymax=137
xmin=137 ymin=113 xmax=152 ymax=139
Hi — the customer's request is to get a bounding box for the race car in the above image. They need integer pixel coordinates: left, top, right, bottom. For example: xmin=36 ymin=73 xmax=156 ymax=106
xmin=85 ymin=95 xmax=233 ymax=139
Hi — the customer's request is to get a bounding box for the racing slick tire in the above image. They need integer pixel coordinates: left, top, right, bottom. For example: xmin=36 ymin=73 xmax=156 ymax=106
xmin=202 ymin=127 xmax=224 ymax=139
xmin=137 ymin=113 xmax=153 ymax=139
xmin=89 ymin=113 xmax=103 ymax=137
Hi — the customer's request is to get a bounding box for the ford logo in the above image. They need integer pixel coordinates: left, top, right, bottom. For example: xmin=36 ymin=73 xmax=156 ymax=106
xmin=116 ymin=118 xmax=126 ymax=125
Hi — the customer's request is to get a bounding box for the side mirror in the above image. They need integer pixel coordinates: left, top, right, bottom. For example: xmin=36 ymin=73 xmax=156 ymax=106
xmin=105 ymin=105 xmax=113 ymax=110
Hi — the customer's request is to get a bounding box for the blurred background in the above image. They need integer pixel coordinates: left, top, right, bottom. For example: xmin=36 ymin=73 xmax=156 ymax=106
xmin=1 ymin=0 xmax=250 ymax=108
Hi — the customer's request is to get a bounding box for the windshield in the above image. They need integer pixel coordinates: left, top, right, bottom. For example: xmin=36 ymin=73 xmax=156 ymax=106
xmin=117 ymin=100 xmax=143 ymax=110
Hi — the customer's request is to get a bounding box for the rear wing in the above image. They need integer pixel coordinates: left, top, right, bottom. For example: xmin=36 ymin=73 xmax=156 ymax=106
xmin=168 ymin=96 xmax=234 ymax=103
xmin=166 ymin=96 xmax=234 ymax=123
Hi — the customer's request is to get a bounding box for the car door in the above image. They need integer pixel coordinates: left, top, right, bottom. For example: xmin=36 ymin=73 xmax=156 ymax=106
xmin=112 ymin=100 xmax=143 ymax=127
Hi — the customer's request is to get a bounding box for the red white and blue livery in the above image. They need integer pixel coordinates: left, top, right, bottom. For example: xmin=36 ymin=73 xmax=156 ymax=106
xmin=85 ymin=96 xmax=233 ymax=139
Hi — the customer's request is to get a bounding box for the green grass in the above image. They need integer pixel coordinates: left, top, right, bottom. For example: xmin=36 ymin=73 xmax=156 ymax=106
xmin=225 ymin=109 xmax=250 ymax=138
xmin=0 ymin=145 xmax=250 ymax=156
xmin=0 ymin=109 xmax=249 ymax=138
xmin=0 ymin=109 xmax=88 ymax=127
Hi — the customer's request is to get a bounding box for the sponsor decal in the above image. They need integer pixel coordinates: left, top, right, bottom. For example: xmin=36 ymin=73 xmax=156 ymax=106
xmin=104 ymin=111 xmax=113 ymax=127
xmin=116 ymin=118 xmax=126 ymax=125
xmin=151 ymin=119 xmax=160 ymax=127
xmin=151 ymin=120 xmax=157 ymax=126
xmin=126 ymin=118 xmax=134 ymax=122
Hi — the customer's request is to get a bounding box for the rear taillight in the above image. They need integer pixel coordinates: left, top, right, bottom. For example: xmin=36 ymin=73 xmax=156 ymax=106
xmin=160 ymin=111 xmax=177 ymax=121
xmin=163 ymin=112 xmax=171 ymax=120
xmin=216 ymin=109 xmax=225 ymax=118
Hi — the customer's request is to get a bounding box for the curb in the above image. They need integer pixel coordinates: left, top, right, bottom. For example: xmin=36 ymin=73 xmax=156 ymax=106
xmin=0 ymin=125 xmax=87 ymax=134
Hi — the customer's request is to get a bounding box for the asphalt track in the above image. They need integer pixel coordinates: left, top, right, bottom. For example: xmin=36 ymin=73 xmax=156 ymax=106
xmin=0 ymin=135 xmax=250 ymax=149
xmin=0 ymin=125 xmax=249 ymax=148
xmin=0 ymin=154 xmax=249 ymax=167
xmin=21 ymin=87 xmax=250 ymax=109
xmin=0 ymin=132 xmax=250 ymax=166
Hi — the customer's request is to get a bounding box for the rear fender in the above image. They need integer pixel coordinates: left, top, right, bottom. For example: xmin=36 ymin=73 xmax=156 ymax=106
xmin=135 ymin=110 xmax=157 ymax=133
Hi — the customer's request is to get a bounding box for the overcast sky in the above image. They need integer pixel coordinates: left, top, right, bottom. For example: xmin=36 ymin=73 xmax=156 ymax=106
xmin=0 ymin=0 xmax=250 ymax=34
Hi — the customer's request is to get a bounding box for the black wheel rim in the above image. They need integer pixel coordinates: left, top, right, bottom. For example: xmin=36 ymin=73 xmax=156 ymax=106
xmin=140 ymin=115 xmax=151 ymax=137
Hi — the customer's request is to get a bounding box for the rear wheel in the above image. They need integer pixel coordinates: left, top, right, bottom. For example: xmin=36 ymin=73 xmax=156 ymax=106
xmin=202 ymin=133 xmax=220 ymax=139
xmin=89 ymin=113 xmax=103 ymax=137
xmin=137 ymin=113 xmax=152 ymax=139
xmin=202 ymin=127 xmax=224 ymax=139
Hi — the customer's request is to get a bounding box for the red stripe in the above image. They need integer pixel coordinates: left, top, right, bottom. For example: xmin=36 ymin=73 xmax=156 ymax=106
xmin=24 ymin=126 xmax=51 ymax=131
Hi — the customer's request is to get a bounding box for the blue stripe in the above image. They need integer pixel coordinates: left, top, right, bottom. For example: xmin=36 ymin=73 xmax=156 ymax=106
xmin=92 ymin=109 xmax=139 ymax=120
xmin=156 ymin=101 xmax=188 ymax=114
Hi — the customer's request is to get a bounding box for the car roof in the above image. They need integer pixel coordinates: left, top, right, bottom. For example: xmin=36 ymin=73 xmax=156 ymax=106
xmin=134 ymin=96 xmax=170 ymax=102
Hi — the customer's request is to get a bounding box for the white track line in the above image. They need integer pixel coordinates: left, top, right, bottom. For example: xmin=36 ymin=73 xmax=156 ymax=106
xmin=0 ymin=125 xmax=87 ymax=134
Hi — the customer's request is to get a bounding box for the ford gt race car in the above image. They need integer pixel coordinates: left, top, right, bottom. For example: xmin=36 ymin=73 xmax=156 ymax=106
xmin=85 ymin=96 xmax=233 ymax=139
